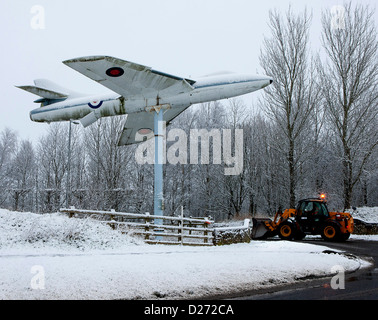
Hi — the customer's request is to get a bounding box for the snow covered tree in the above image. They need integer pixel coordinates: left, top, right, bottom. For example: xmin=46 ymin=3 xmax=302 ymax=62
xmin=318 ymin=2 xmax=378 ymax=209
xmin=9 ymin=140 xmax=36 ymax=211
xmin=259 ymin=7 xmax=320 ymax=208
xmin=37 ymin=123 xmax=69 ymax=212
xmin=222 ymin=99 xmax=249 ymax=218
xmin=84 ymin=116 xmax=133 ymax=211
xmin=0 ymin=128 xmax=18 ymax=208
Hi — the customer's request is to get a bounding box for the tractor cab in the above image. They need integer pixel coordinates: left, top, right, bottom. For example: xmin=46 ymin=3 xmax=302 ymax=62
xmin=296 ymin=199 xmax=329 ymax=234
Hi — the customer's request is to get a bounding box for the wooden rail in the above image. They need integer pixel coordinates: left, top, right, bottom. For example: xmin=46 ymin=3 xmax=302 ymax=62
xmin=60 ymin=207 xmax=214 ymax=246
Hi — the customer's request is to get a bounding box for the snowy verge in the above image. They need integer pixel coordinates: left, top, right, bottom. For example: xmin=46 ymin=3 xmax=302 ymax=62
xmin=0 ymin=209 xmax=144 ymax=254
xmin=0 ymin=209 xmax=373 ymax=300
xmin=346 ymin=206 xmax=378 ymax=224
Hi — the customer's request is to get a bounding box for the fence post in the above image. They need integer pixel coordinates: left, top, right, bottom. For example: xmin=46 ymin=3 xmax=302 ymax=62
xmin=188 ymin=216 xmax=192 ymax=236
xmin=67 ymin=206 xmax=75 ymax=218
xmin=109 ymin=209 xmax=116 ymax=230
xmin=179 ymin=206 xmax=184 ymax=245
xmin=204 ymin=217 xmax=209 ymax=244
xmin=145 ymin=212 xmax=150 ymax=241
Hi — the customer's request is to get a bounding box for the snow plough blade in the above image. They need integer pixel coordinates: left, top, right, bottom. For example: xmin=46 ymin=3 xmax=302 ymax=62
xmin=251 ymin=218 xmax=272 ymax=240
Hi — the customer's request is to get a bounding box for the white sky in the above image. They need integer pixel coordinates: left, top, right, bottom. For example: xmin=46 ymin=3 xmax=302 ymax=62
xmin=0 ymin=0 xmax=377 ymax=143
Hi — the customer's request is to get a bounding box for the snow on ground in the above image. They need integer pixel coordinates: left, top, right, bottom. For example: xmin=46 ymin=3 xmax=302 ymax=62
xmin=347 ymin=206 xmax=378 ymax=223
xmin=350 ymin=234 xmax=378 ymax=241
xmin=0 ymin=209 xmax=374 ymax=300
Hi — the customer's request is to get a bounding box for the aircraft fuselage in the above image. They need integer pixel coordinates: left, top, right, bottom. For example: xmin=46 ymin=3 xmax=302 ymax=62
xmin=30 ymin=73 xmax=272 ymax=123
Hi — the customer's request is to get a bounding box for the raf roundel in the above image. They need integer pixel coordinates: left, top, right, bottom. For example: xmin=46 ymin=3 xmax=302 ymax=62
xmin=88 ymin=100 xmax=103 ymax=109
xmin=106 ymin=67 xmax=125 ymax=77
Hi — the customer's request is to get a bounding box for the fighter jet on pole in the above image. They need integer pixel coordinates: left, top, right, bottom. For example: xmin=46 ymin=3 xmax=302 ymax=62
xmin=17 ymin=56 xmax=273 ymax=145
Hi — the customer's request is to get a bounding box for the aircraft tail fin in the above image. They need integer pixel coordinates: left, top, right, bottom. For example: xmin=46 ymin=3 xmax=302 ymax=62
xmin=33 ymin=79 xmax=82 ymax=98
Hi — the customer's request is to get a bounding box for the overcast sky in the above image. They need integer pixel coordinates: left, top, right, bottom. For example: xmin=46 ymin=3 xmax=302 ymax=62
xmin=0 ymin=0 xmax=377 ymax=143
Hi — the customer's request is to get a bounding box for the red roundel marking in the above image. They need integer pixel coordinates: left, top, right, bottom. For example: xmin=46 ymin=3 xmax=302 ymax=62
xmin=88 ymin=100 xmax=103 ymax=109
xmin=138 ymin=128 xmax=153 ymax=135
xmin=106 ymin=67 xmax=124 ymax=77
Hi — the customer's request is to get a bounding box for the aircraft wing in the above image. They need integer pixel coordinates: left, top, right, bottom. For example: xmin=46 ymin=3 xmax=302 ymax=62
xmin=63 ymin=56 xmax=196 ymax=100
xmin=118 ymin=105 xmax=190 ymax=146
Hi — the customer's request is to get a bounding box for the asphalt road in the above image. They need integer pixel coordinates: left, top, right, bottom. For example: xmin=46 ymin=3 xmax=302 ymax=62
xmin=230 ymin=238 xmax=378 ymax=300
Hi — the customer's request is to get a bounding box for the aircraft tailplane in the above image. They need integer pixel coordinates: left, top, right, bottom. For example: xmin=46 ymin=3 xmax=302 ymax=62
xmin=17 ymin=79 xmax=84 ymax=107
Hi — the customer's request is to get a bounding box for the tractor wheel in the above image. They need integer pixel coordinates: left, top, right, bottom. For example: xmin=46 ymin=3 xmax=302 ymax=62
xmin=278 ymin=222 xmax=296 ymax=240
xmin=338 ymin=232 xmax=351 ymax=242
xmin=321 ymin=223 xmax=341 ymax=241
xmin=294 ymin=231 xmax=306 ymax=241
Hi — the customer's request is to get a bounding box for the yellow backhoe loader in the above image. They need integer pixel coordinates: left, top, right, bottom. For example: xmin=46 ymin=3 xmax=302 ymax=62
xmin=252 ymin=198 xmax=354 ymax=241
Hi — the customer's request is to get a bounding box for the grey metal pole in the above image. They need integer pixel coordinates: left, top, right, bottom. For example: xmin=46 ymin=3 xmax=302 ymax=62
xmin=65 ymin=120 xmax=72 ymax=209
xmin=65 ymin=120 xmax=78 ymax=209
xmin=154 ymin=109 xmax=164 ymax=239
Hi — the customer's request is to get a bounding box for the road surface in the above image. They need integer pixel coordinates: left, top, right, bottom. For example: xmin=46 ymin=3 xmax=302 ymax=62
xmin=229 ymin=238 xmax=378 ymax=300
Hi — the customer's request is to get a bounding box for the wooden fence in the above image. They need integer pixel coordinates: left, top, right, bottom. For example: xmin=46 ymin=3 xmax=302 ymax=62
xmin=60 ymin=207 xmax=214 ymax=246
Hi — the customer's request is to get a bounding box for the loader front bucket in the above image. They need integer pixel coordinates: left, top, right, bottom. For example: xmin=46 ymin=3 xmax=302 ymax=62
xmin=252 ymin=218 xmax=272 ymax=240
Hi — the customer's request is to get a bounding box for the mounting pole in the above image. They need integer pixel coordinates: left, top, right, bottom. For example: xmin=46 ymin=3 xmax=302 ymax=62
xmin=65 ymin=119 xmax=79 ymax=208
xmin=154 ymin=107 xmax=164 ymax=238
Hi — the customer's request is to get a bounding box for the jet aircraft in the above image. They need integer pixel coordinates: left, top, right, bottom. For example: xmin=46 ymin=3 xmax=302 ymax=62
xmin=18 ymin=56 xmax=273 ymax=145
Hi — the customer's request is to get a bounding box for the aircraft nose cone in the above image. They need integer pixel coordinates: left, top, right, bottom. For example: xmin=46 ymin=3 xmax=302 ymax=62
xmin=260 ymin=77 xmax=273 ymax=89
xmin=30 ymin=109 xmax=38 ymax=122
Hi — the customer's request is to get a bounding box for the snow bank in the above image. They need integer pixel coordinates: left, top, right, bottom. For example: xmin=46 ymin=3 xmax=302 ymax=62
xmin=0 ymin=209 xmax=143 ymax=254
xmin=0 ymin=209 xmax=372 ymax=300
xmin=347 ymin=207 xmax=378 ymax=224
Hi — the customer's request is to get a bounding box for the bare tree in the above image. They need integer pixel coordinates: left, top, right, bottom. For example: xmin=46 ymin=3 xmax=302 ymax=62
xmin=10 ymin=140 xmax=36 ymax=210
xmin=222 ymin=99 xmax=250 ymax=218
xmin=0 ymin=128 xmax=18 ymax=207
xmin=190 ymin=102 xmax=226 ymax=217
xmin=318 ymin=2 xmax=378 ymax=209
xmin=259 ymin=7 xmax=319 ymax=208
xmin=0 ymin=128 xmax=17 ymax=180
xmin=163 ymin=108 xmax=196 ymax=216
xmin=37 ymin=124 xmax=69 ymax=211
xmin=85 ymin=116 xmax=133 ymax=210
